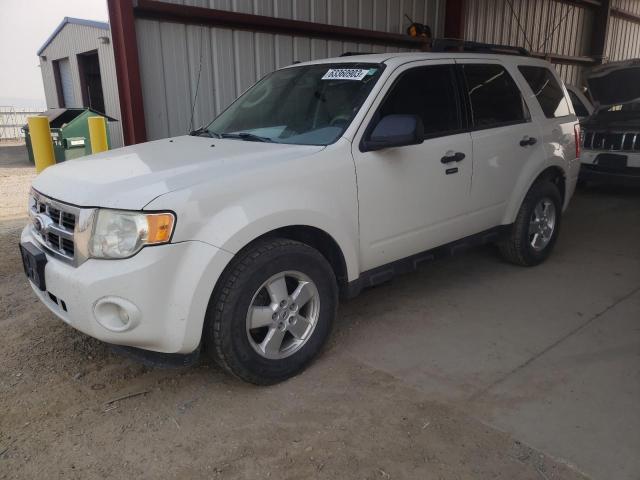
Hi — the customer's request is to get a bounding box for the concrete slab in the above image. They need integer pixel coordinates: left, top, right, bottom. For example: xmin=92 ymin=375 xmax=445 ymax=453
xmin=336 ymin=187 xmax=640 ymax=479
xmin=470 ymin=290 xmax=640 ymax=480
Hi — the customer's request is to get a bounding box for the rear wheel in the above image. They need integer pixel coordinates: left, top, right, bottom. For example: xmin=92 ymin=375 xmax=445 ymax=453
xmin=204 ymin=238 xmax=337 ymax=385
xmin=499 ymin=180 xmax=562 ymax=266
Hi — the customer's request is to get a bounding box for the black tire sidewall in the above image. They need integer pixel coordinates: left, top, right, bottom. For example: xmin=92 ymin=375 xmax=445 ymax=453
xmin=210 ymin=241 xmax=337 ymax=384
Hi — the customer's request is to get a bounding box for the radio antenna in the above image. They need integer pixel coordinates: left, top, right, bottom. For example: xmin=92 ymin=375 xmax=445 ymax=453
xmin=188 ymin=25 xmax=205 ymax=134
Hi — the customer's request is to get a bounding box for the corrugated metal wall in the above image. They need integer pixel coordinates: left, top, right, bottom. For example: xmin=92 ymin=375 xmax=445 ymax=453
xmin=135 ymin=0 xmax=444 ymax=140
xmin=607 ymin=0 xmax=640 ymax=61
xmin=39 ymin=23 xmax=124 ymax=148
xmin=463 ymin=0 xmax=594 ymax=87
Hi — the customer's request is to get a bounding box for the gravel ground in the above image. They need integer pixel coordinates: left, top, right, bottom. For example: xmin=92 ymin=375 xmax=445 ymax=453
xmin=0 ymin=153 xmax=588 ymax=480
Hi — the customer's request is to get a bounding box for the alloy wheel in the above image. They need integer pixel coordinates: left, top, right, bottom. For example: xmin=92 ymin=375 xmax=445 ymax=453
xmin=245 ymin=270 xmax=320 ymax=360
xmin=528 ymin=198 xmax=556 ymax=251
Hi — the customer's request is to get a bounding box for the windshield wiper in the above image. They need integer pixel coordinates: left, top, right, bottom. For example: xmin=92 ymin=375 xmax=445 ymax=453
xmin=220 ymin=132 xmax=273 ymax=143
xmin=189 ymin=127 xmax=220 ymax=138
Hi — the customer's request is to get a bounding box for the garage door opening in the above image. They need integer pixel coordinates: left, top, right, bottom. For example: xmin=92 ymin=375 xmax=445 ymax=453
xmin=77 ymin=50 xmax=105 ymax=114
xmin=52 ymin=57 xmax=75 ymax=108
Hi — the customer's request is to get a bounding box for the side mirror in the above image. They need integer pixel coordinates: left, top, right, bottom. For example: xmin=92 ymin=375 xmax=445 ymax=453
xmin=362 ymin=114 xmax=424 ymax=152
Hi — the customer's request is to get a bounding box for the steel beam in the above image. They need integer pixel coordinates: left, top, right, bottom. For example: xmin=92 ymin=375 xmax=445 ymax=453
xmin=133 ymin=0 xmax=425 ymax=49
xmin=444 ymin=0 xmax=466 ymax=39
xmin=611 ymin=6 xmax=640 ymax=25
xmin=591 ymin=0 xmax=612 ymax=63
xmin=558 ymin=0 xmax=602 ymax=8
xmin=107 ymin=0 xmax=147 ymax=145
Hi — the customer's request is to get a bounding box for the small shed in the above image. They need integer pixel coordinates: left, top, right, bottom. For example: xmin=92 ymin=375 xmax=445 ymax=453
xmin=37 ymin=17 xmax=123 ymax=148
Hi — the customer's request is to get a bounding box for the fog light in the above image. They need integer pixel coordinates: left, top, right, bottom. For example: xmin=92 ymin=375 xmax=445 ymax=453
xmin=93 ymin=296 xmax=141 ymax=332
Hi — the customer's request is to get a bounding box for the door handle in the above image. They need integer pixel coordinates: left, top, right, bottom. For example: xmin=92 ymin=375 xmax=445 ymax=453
xmin=441 ymin=151 xmax=466 ymax=164
xmin=520 ymin=136 xmax=537 ymax=147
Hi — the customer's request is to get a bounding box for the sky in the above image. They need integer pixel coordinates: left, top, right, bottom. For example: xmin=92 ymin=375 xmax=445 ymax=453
xmin=0 ymin=0 xmax=108 ymax=109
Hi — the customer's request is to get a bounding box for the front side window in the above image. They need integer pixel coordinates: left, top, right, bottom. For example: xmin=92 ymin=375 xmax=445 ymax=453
xmin=462 ymin=64 xmax=527 ymax=129
xmin=518 ymin=65 xmax=571 ymax=118
xmin=204 ymin=63 xmax=383 ymax=146
xmin=376 ymin=65 xmax=462 ymax=137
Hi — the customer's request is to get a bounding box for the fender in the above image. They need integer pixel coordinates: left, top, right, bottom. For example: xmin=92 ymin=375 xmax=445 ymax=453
xmin=502 ymin=156 xmax=568 ymax=225
xmin=212 ymin=208 xmax=360 ymax=282
xmin=144 ymin=140 xmax=361 ymax=282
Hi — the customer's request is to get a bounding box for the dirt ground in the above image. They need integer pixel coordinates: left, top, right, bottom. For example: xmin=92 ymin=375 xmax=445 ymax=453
xmin=0 ymin=148 xmax=589 ymax=479
xmin=0 ymin=145 xmax=34 ymax=221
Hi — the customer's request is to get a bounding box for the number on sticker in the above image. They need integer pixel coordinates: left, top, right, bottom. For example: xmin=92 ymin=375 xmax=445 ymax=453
xmin=322 ymin=69 xmax=369 ymax=81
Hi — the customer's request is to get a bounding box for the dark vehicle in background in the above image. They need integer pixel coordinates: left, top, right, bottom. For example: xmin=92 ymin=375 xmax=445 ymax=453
xmin=579 ymin=59 xmax=640 ymax=186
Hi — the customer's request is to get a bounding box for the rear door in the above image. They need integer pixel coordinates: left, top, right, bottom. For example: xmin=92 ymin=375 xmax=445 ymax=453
xmin=352 ymin=60 xmax=474 ymax=271
xmin=458 ymin=60 xmax=546 ymax=228
xmin=517 ymin=64 xmax=579 ymax=184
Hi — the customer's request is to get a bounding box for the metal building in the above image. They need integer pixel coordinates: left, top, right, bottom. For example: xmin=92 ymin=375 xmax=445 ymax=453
xmin=108 ymin=0 xmax=444 ymax=144
xmin=105 ymin=0 xmax=640 ymax=146
xmin=37 ymin=17 xmax=124 ymax=148
xmin=460 ymin=0 xmax=640 ymax=88
xmin=132 ymin=0 xmax=443 ymax=142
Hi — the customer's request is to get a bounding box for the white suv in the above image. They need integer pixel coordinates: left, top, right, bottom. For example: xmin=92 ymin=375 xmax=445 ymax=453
xmin=20 ymin=52 xmax=580 ymax=384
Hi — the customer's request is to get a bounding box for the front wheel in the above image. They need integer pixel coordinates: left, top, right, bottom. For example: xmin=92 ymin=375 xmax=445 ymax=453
xmin=204 ymin=238 xmax=338 ymax=385
xmin=499 ymin=180 xmax=563 ymax=266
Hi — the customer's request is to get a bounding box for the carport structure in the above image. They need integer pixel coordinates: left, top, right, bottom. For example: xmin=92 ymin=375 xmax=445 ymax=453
xmin=106 ymin=0 xmax=640 ymax=146
xmin=3 ymin=2 xmax=638 ymax=480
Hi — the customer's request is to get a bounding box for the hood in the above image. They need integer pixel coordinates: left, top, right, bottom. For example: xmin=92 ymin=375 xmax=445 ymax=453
xmin=587 ymin=58 xmax=640 ymax=107
xmin=32 ymin=136 xmax=324 ymax=209
xmin=583 ymin=106 xmax=640 ymax=130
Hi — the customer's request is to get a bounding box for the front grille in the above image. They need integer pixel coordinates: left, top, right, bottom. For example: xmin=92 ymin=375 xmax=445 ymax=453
xmin=30 ymin=191 xmax=78 ymax=262
xmin=582 ymin=130 xmax=640 ymax=152
xmin=61 ymin=212 xmax=76 ymax=230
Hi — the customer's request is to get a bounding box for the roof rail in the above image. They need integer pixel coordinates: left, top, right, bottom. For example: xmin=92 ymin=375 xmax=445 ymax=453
xmin=432 ymin=38 xmax=530 ymax=57
xmin=340 ymin=51 xmax=373 ymax=57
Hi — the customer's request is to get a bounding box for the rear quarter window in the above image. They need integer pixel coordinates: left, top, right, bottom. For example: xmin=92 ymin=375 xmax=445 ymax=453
xmin=567 ymin=90 xmax=589 ymax=117
xmin=518 ymin=65 xmax=572 ymax=118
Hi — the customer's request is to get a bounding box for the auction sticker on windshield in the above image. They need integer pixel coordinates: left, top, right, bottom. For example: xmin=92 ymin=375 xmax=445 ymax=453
xmin=322 ymin=69 xmax=370 ymax=81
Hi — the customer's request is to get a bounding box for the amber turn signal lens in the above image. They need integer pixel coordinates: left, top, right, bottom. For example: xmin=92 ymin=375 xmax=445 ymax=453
xmin=146 ymin=213 xmax=175 ymax=244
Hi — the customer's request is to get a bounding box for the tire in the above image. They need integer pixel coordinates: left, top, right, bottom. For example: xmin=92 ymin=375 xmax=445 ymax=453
xmin=499 ymin=180 xmax=563 ymax=266
xmin=204 ymin=238 xmax=338 ymax=385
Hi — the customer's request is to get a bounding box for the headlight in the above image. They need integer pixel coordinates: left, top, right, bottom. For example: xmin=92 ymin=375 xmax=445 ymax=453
xmin=89 ymin=209 xmax=175 ymax=259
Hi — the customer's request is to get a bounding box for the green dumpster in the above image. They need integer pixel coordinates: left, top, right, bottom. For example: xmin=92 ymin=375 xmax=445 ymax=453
xmin=23 ymin=108 xmax=116 ymax=164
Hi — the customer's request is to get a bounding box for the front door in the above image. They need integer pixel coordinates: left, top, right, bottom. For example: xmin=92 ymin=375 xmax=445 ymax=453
xmin=352 ymin=61 xmax=474 ymax=271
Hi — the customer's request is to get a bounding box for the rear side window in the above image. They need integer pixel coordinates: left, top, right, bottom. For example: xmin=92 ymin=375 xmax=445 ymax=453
xmin=378 ymin=65 xmax=462 ymax=137
xmin=462 ymin=64 xmax=527 ymax=129
xmin=568 ymin=90 xmax=589 ymax=117
xmin=518 ymin=65 xmax=571 ymax=118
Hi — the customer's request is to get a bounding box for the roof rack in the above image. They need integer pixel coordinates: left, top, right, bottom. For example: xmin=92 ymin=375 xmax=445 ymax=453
xmin=431 ymin=38 xmax=530 ymax=57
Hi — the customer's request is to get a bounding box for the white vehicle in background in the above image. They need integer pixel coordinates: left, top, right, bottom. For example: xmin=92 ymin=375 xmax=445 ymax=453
xmin=20 ymin=50 xmax=580 ymax=384
xmin=579 ymin=59 xmax=640 ymax=186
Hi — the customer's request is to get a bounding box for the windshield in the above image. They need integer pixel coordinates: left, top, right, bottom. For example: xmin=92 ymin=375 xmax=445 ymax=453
xmin=203 ymin=63 xmax=384 ymax=146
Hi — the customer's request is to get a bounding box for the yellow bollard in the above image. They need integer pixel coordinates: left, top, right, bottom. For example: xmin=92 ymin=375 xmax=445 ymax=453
xmin=88 ymin=116 xmax=108 ymax=154
xmin=27 ymin=116 xmax=56 ymax=173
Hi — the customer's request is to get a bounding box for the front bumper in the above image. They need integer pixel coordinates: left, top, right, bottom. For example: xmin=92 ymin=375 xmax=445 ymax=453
xmin=580 ymin=163 xmax=640 ymax=186
xmin=21 ymin=226 xmax=233 ymax=354
xmin=579 ymin=150 xmax=640 ymax=186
